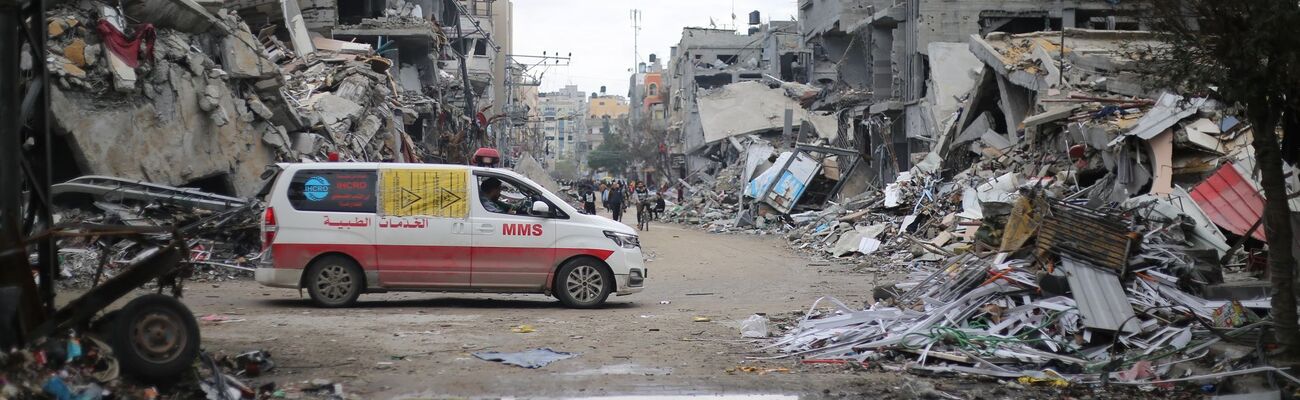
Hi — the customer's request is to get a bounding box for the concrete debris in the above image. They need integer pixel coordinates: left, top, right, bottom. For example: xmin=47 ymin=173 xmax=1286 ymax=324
xmin=51 ymin=176 xmax=262 ymax=288
xmin=697 ymin=81 xmax=837 ymax=144
xmin=643 ymin=25 xmax=1294 ymax=391
xmin=41 ymin=0 xmax=482 ymax=197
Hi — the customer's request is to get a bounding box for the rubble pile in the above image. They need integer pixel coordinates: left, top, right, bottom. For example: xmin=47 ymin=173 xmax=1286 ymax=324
xmin=0 ymin=335 xmax=141 ymax=399
xmin=0 ymin=338 xmax=342 ymax=399
xmin=752 ymin=115 xmax=1296 ymax=388
xmin=646 ymin=29 xmax=1300 ymax=391
xmin=279 ymin=49 xmax=422 ymax=163
xmin=765 ymin=191 xmax=1282 ymax=385
xmin=50 ymin=176 xmax=262 ymax=288
xmin=663 ymin=161 xmax=748 ymax=229
xmin=44 ymin=0 xmax=442 ymax=198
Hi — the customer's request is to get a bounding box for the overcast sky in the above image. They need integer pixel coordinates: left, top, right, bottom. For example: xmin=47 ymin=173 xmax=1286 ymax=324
xmin=511 ymin=0 xmax=798 ymax=98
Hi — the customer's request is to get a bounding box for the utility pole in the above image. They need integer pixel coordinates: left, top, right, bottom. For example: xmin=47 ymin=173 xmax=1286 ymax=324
xmin=630 ymin=9 xmax=641 ymax=70
xmin=503 ymin=53 xmax=569 ymax=163
xmin=453 ymin=20 xmax=476 ymax=155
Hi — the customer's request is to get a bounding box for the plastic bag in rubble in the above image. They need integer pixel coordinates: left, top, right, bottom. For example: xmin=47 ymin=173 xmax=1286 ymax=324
xmin=741 ymin=314 xmax=769 ymax=338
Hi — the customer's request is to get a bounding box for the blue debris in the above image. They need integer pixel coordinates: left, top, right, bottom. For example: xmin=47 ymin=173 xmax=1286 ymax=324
xmin=1219 ymin=116 xmax=1240 ymax=132
xmin=42 ymin=376 xmax=72 ymax=400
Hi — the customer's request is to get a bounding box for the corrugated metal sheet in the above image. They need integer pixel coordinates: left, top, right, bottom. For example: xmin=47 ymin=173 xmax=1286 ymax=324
xmin=1038 ymin=202 xmax=1133 ymax=272
xmin=1112 ymin=93 xmax=1208 ymax=142
xmin=1189 ymin=163 xmax=1266 ymax=241
xmin=1061 ymin=257 xmax=1140 ymax=333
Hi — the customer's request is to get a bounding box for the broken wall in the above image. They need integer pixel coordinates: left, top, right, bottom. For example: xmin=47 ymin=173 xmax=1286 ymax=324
xmin=915 ymin=0 xmax=1129 ymax=56
xmin=51 ymin=85 xmax=275 ymax=198
xmin=798 ymin=0 xmax=871 ymax=39
xmin=46 ymin=6 xmax=283 ymax=197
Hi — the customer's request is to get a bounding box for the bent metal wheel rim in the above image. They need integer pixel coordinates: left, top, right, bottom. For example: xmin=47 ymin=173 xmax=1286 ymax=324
xmin=566 ymin=265 xmax=603 ymax=303
xmin=132 ymin=311 xmax=187 ymax=364
xmin=316 ymin=264 xmax=354 ymax=302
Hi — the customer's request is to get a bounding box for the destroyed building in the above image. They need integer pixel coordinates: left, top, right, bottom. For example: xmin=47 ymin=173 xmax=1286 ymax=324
xmin=44 ymin=0 xmax=505 ymax=198
xmin=660 ymin=19 xmax=816 ymax=177
xmin=798 ymin=0 xmax=1146 ymax=186
xmin=656 ymin=8 xmax=1300 ymax=389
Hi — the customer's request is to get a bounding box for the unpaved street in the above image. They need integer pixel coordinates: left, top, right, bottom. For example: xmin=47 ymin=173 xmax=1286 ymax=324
xmin=179 ymin=221 xmax=926 ymax=398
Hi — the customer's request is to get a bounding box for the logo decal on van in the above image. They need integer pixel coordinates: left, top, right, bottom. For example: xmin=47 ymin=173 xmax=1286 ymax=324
xmin=304 ymin=176 xmax=331 ymax=201
xmin=503 ymin=223 xmax=543 ymax=236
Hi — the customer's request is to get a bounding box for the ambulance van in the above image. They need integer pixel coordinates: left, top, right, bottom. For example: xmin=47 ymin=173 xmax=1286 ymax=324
xmin=255 ymin=163 xmax=645 ymax=308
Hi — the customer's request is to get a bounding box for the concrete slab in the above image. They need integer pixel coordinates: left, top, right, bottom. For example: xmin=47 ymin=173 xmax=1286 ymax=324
xmin=1204 ymin=281 xmax=1271 ymax=301
xmin=333 ymin=26 xmax=437 ymax=40
xmin=954 ymin=113 xmax=992 ymax=145
xmin=222 ymin=27 xmax=279 ymax=79
xmin=280 ymin=0 xmax=315 ymax=57
xmin=1022 ymin=104 xmax=1079 ymax=128
xmin=925 ymin=42 xmax=981 ymax=127
xmin=123 ymin=0 xmax=221 ymax=34
xmin=104 ymin=49 xmax=137 ymax=92
xmin=697 ymin=81 xmax=816 ymax=144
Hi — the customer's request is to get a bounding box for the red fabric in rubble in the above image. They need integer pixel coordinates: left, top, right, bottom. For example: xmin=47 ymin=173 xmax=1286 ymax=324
xmin=95 ymin=19 xmax=156 ymax=68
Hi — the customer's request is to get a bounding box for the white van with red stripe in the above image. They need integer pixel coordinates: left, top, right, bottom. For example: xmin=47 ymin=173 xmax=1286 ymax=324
xmin=255 ymin=163 xmax=645 ymax=308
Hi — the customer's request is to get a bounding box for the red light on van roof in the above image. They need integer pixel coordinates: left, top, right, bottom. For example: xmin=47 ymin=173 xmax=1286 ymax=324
xmin=327 ymin=152 xmax=340 ymax=162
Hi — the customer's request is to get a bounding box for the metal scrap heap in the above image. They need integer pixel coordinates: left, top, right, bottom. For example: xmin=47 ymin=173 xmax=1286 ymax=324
xmin=50 ymin=176 xmax=262 ymax=288
xmin=649 ymin=29 xmax=1300 ymax=390
xmin=762 ymin=32 xmax=1300 ymax=390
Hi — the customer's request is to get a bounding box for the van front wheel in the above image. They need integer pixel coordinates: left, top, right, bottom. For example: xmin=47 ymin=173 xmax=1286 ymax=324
xmin=555 ymin=259 xmax=613 ymax=308
xmin=306 ymin=255 xmax=363 ymax=307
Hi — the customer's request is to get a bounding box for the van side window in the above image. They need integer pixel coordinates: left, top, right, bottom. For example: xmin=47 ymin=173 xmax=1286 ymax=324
xmin=286 ymin=170 xmax=377 ymax=212
xmin=477 ymin=176 xmax=536 ymax=216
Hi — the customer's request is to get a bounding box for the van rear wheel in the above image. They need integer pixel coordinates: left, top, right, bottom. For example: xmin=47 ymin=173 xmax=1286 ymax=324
xmin=555 ymin=259 xmax=613 ymax=308
xmin=306 ymin=255 xmax=363 ymax=308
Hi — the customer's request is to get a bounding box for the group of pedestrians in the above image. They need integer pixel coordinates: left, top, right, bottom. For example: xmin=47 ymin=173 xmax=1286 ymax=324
xmin=576 ymin=179 xmax=666 ymax=226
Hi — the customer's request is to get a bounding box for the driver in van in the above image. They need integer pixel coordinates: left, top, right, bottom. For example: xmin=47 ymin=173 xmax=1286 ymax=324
xmin=479 ymin=177 xmax=519 ymax=214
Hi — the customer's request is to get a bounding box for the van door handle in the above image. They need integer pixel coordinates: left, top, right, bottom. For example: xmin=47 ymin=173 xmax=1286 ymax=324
xmin=475 ymin=223 xmax=494 ymax=234
xmin=452 ymin=222 xmax=466 ymax=234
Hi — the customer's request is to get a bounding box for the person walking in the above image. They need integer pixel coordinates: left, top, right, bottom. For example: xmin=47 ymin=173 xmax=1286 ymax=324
xmin=600 ymin=183 xmax=609 ymax=211
xmin=583 ymin=186 xmax=597 ymax=215
xmin=634 ymin=182 xmax=650 ymax=228
xmin=608 ymin=182 xmax=625 ymax=222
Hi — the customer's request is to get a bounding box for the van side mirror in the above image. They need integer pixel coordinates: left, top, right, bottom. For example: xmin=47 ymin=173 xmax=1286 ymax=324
xmin=531 ymin=201 xmax=551 ymax=216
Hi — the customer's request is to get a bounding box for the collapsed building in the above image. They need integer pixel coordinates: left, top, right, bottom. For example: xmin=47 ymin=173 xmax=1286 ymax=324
xmin=44 ymin=0 xmax=503 ymax=198
xmin=656 ymin=19 xmax=814 ymax=179
xmin=798 ymin=0 xmax=1148 ymax=186
xmin=660 ymin=4 xmax=1300 ymax=392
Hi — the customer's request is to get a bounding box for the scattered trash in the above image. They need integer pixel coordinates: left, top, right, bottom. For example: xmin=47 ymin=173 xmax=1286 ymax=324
xmin=200 ymin=314 xmax=247 ymax=324
xmin=740 ymin=314 xmax=770 ymax=338
xmin=725 ymin=366 xmax=793 ymax=375
xmin=692 ymin=316 xmax=712 ymax=323
xmin=511 ymin=325 xmax=536 ymax=334
xmin=233 ymin=350 xmax=275 ymax=377
xmin=472 ymin=348 xmax=576 ymax=369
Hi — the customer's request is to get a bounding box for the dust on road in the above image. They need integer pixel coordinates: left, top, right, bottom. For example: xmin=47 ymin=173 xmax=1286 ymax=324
xmin=181 ymin=221 xmax=927 ymax=398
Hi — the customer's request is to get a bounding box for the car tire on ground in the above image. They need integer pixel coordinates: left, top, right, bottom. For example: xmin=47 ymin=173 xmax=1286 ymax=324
xmin=555 ymin=258 xmax=614 ymax=308
xmin=108 ymin=294 xmax=200 ymax=384
xmin=305 ymin=255 xmax=364 ymax=308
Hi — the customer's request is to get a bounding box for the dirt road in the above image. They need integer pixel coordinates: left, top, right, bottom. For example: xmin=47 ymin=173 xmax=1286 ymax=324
xmin=181 ymin=220 xmax=951 ymax=398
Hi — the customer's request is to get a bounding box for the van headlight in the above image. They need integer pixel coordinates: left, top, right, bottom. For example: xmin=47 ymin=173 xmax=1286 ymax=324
xmin=604 ymin=231 xmax=640 ymax=249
